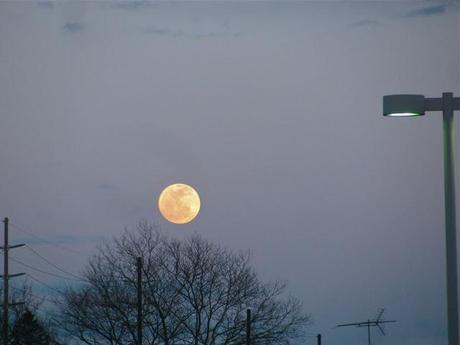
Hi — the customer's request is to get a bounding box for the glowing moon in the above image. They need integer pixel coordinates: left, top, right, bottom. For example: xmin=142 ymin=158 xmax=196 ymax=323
xmin=158 ymin=183 xmax=201 ymax=224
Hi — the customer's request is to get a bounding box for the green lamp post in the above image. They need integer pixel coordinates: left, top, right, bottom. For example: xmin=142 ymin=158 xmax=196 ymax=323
xmin=383 ymin=92 xmax=460 ymax=345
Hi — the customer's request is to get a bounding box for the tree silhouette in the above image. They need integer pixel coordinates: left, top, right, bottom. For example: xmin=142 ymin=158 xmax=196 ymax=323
xmin=59 ymin=221 xmax=311 ymax=345
xmin=0 ymin=283 xmax=65 ymax=345
xmin=11 ymin=309 xmax=50 ymax=345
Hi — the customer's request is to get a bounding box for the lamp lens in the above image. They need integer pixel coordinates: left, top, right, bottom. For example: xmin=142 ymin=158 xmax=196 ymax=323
xmin=385 ymin=112 xmax=422 ymax=117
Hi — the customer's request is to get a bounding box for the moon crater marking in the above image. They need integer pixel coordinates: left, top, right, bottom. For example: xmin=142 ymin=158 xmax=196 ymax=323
xmin=158 ymin=183 xmax=201 ymax=224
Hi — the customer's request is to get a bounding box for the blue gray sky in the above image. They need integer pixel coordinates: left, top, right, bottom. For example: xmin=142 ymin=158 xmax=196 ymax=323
xmin=1 ymin=1 xmax=460 ymax=344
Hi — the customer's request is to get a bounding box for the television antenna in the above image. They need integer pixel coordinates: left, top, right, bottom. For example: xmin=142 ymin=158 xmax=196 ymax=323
xmin=336 ymin=308 xmax=396 ymax=345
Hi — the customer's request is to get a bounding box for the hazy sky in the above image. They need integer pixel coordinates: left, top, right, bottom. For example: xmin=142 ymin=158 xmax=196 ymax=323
xmin=1 ymin=1 xmax=460 ymax=344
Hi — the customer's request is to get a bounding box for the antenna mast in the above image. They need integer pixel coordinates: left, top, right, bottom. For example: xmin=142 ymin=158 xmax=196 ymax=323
xmin=336 ymin=308 xmax=396 ymax=345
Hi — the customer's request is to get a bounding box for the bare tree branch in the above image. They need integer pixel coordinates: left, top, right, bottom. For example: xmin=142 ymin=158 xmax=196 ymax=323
xmin=59 ymin=222 xmax=311 ymax=345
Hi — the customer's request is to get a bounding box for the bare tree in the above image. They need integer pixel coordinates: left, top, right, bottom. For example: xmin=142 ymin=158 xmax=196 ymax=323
xmin=59 ymin=221 xmax=310 ymax=345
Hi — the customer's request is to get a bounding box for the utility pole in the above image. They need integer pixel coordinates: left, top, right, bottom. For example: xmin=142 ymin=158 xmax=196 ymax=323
xmin=137 ymin=257 xmax=143 ymax=345
xmin=317 ymin=334 xmax=322 ymax=345
xmin=246 ymin=308 xmax=251 ymax=345
xmin=367 ymin=320 xmax=371 ymax=345
xmin=1 ymin=218 xmax=24 ymax=345
xmin=3 ymin=218 xmax=8 ymax=345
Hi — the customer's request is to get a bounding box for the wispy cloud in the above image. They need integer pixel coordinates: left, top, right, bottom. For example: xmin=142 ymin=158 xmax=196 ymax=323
xmin=144 ymin=26 xmax=184 ymax=38
xmin=112 ymin=0 xmax=155 ymax=10
xmin=37 ymin=1 xmax=55 ymax=9
xmin=14 ymin=234 xmax=106 ymax=246
xmin=404 ymin=4 xmax=447 ymax=17
xmin=143 ymin=25 xmax=241 ymax=39
xmin=349 ymin=19 xmax=381 ymax=28
xmin=62 ymin=22 xmax=84 ymax=33
xmin=97 ymin=184 xmax=119 ymax=191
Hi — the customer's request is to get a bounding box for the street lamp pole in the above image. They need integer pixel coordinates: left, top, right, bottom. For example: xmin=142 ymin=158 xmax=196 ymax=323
xmin=442 ymin=92 xmax=458 ymax=345
xmin=383 ymin=92 xmax=460 ymax=345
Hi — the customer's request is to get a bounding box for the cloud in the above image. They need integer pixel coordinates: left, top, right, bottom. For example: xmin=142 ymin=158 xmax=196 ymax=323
xmin=15 ymin=234 xmax=105 ymax=246
xmin=112 ymin=1 xmax=155 ymax=10
xmin=143 ymin=25 xmax=241 ymax=39
xmin=97 ymin=184 xmax=119 ymax=191
xmin=143 ymin=26 xmax=184 ymax=38
xmin=404 ymin=4 xmax=446 ymax=17
xmin=349 ymin=19 xmax=381 ymax=28
xmin=62 ymin=22 xmax=84 ymax=33
xmin=37 ymin=1 xmax=55 ymax=9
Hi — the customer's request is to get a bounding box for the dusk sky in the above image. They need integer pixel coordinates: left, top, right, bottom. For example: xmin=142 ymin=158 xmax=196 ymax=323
xmin=1 ymin=1 xmax=460 ymax=344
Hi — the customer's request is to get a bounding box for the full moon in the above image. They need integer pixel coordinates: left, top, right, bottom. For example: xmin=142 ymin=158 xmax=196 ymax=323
xmin=158 ymin=183 xmax=201 ymax=224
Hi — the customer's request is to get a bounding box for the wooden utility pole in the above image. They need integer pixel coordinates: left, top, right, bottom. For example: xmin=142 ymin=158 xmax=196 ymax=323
xmin=317 ymin=333 xmax=322 ymax=345
xmin=1 ymin=218 xmax=24 ymax=345
xmin=246 ymin=308 xmax=251 ymax=345
xmin=137 ymin=257 xmax=143 ymax=345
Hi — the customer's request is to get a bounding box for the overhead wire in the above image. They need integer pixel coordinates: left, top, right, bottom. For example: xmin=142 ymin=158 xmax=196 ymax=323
xmin=4 ymin=221 xmax=92 ymax=310
xmin=5 ymin=221 xmax=91 ymax=313
xmin=26 ymin=273 xmax=65 ymax=295
xmin=9 ymin=256 xmax=87 ymax=283
xmin=9 ymin=222 xmax=84 ymax=255
xmin=24 ymin=244 xmax=88 ymax=282
xmin=10 ymin=285 xmax=56 ymax=304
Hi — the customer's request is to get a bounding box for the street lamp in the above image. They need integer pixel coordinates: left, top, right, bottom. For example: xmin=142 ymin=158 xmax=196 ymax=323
xmin=383 ymin=92 xmax=460 ymax=345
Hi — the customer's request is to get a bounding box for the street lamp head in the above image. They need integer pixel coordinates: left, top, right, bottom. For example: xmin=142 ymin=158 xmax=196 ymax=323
xmin=383 ymin=94 xmax=425 ymax=117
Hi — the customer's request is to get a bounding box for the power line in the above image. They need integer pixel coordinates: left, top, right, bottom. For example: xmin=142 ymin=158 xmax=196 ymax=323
xmin=9 ymin=222 xmax=84 ymax=255
xmin=10 ymin=286 xmax=56 ymax=304
xmin=9 ymin=256 xmax=85 ymax=283
xmin=25 ymin=244 xmax=87 ymax=282
xmin=26 ymin=273 xmax=65 ymax=296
